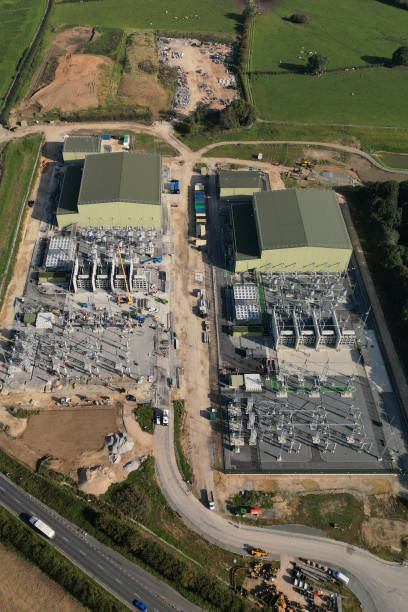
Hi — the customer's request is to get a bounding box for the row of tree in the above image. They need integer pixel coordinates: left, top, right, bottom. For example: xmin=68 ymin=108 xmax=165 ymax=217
xmin=93 ymin=511 xmax=252 ymax=611
xmin=357 ymin=181 xmax=408 ymax=356
xmin=0 ymin=507 xmax=126 ymax=612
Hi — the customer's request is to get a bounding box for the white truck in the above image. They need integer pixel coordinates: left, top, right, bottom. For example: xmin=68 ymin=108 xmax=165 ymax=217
xmin=162 ymin=409 xmax=169 ymax=425
xmin=331 ymin=569 xmax=350 ymax=586
xmin=29 ymin=516 xmax=55 ymax=539
xmin=208 ymin=491 xmax=215 ymax=510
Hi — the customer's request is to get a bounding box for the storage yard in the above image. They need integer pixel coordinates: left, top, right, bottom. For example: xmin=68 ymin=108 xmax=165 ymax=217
xmin=157 ymin=38 xmax=238 ymax=114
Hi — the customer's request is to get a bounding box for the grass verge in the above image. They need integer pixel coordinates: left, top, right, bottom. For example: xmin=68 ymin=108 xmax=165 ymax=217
xmin=0 ymin=134 xmax=43 ymax=308
xmin=180 ymin=120 xmax=408 ymax=154
xmin=0 ymin=506 xmax=127 ymax=612
xmin=204 ymin=143 xmax=318 ymax=165
xmin=0 ymin=448 xmax=254 ymax=611
xmin=173 ymin=400 xmax=194 ymax=484
xmin=134 ymin=403 xmax=154 ymax=434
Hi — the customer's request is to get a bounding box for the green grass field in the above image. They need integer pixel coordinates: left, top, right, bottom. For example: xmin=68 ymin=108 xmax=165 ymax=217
xmin=204 ymin=143 xmax=320 ymax=165
xmin=0 ymin=135 xmax=43 ymax=285
xmin=251 ymin=67 xmax=408 ymax=126
xmin=180 ymin=121 xmax=408 ymax=154
xmin=0 ymin=0 xmax=47 ymax=104
xmin=52 ymin=0 xmax=240 ymax=36
xmin=251 ymin=0 xmax=408 ymax=72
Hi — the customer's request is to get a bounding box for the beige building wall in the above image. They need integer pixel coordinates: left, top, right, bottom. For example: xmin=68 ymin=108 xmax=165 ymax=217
xmin=220 ymin=186 xmax=261 ymax=199
xmin=235 ymin=246 xmax=352 ymax=273
xmin=57 ymin=201 xmax=162 ymax=229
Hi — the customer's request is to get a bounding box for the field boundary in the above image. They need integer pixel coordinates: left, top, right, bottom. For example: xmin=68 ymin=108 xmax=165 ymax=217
xmin=0 ymin=135 xmax=44 ymax=308
xmin=0 ymin=0 xmax=53 ymax=122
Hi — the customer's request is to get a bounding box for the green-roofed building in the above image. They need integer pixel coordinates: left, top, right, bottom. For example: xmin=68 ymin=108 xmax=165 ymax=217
xmin=62 ymin=136 xmax=103 ymax=163
xmin=218 ymin=170 xmax=263 ymax=200
xmin=56 ymin=152 xmax=162 ymax=229
xmin=231 ymin=188 xmax=352 ymax=273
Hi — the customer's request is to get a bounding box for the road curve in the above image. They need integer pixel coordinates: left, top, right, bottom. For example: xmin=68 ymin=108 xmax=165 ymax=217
xmin=155 ymin=418 xmax=408 ymax=612
xmin=0 ymin=473 xmax=202 ymax=612
xmin=196 ymin=140 xmax=408 ymax=175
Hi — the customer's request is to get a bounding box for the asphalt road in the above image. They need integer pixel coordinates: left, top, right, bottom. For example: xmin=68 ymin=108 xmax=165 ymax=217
xmin=155 ymin=418 xmax=408 ymax=612
xmin=0 ymin=473 xmax=202 ymax=612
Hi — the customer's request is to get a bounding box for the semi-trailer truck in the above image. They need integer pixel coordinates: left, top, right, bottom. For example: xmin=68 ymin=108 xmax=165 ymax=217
xmin=29 ymin=516 xmax=55 ymax=539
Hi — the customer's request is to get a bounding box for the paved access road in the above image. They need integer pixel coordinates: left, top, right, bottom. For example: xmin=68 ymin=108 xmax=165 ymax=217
xmin=155 ymin=420 xmax=408 ymax=612
xmin=0 ymin=473 xmax=202 ymax=612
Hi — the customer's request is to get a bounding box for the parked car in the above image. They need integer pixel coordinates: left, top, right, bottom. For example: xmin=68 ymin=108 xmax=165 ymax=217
xmin=126 ymin=394 xmax=136 ymax=402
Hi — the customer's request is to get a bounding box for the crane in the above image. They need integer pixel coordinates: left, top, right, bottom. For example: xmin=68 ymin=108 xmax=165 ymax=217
xmin=117 ymin=244 xmax=133 ymax=304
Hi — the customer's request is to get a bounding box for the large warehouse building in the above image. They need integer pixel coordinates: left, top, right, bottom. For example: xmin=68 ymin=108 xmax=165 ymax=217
xmin=230 ymin=188 xmax=352 ymax=273
xmin=56 ymin=151 xmax=162 ymax=228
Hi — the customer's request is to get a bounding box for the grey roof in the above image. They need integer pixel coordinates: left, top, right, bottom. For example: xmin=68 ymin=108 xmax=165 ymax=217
xmin=63 ymin=136 xmax=101 ymax=154
xmin=253 ymin=189 xmax=352 ymax=251
xmin=78 ymin=152 xmax=161 ymax=206
xmin=219 ymin=170 xmax=262 ymax=190
xmin=57 ymin=165 xmax=81 ymax=215
xmin=230 ymin=200 xmax=261 ymax=261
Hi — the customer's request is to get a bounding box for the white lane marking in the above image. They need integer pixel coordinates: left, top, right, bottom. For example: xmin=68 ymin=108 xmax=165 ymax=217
xmin=13 ymin=498 xmax=21 ymax=504
xmin=79 ymin=550 xmax=86 ymax=556
xmin=115 ymin=578 xmax=123 ymax=584
xmin=0 ymin=486 xmax=5 ymax=491
xmin=62 ymin=536 xmax=68 ymax=542
xmin=97 ymin=563 xmax=103 ymax=569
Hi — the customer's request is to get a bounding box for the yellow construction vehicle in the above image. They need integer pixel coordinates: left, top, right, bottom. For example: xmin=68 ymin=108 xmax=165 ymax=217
xmin=250 ymin=548 xmax=268 ymax=558
xmin=117 ymin=245 xmax=133 ymax=305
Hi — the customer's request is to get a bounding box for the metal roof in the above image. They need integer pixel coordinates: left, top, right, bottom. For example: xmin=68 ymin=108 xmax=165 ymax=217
xmin=57 ymin=165 xmax=82 ymax=215
xmin=78 ymin=152 xmax=161 ymax=206
xmin=253 ymin=189 xmax=352 ymax=251
xmin=219 ymin=170 xmax=262 ymax=189
xmin=230 ymin=200 xmax=261 ymax=261
xmin=63 ymin=136 xmax=101 ymax=153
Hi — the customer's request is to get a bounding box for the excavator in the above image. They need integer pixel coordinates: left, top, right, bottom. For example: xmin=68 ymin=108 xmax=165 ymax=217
xmin=117 ymin=244 xmax=133 ymax=305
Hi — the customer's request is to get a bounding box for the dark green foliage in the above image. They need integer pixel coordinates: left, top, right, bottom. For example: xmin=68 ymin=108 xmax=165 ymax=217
xmin=392 ymin=45 xmax=408 ymax=66
xmin=39 ymin=56 xmax=60 ymax=89
xmin=177 ymin=99 xmax=255 ymax=136
xmin=0 ymin=507 xmax=127 ymax=612
xmin=307 ymin=53 xmax=328 ymax=74
xmin=353 ymin=180 xmax=408 ymax=366
xmin=80 ymin=27 xmax=122 ymax=59
xmin=138 ymin=59 xmax=156 ymax=74
xmin=173 ymin=400 xmax=194 ymax=484
xmin=6 ymin=407 xmax=40 ymax=418
xmin=290 ymin=13 xmax=308 ymax=24
xmin=230 ymin=490 xmax=275 ymax=509
xmin=134 ymin=403 xmax=154 ymax=433
xmin=220 ymin=99 xmax=256 ymax=129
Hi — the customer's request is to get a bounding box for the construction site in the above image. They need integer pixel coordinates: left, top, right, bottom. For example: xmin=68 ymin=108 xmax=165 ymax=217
xmin=208 ymin=176 xmax=408 ymax=475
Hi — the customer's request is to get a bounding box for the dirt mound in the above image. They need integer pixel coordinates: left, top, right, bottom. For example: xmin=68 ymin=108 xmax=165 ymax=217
xmin=30 ymin=54 xmax=112 ymax=113
xmin=362 ymin=517 xmax=408 ymax=551
xmin=51 ymin=26 xmax=98 ymax=54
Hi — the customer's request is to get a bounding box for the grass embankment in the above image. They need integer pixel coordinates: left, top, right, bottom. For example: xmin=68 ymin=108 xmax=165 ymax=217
xmin=376 ymin=152 xmax=408 ymax=170
xmin=0 ymin=506 xmax=127 ymax=612
xmin=204 ymin=143 xmax=322 ymax=165
xmin=0 ymin=449 xmax=253 ymax=611
xmin=0 ymin=134 xmax=43 ymax=307
xmin=173 ymin=400 xmax=194 ymax=484
xmin=133 ymin=403 xmax=154 ymax=433
xmin=231 ymin=489 xmax=408 ymax=563
xmin=51 ymin=0 xmax=240 ymax=37
xmin=180 ymin=121 xmax=408 ymax=154
xmin=0 ymin=0 xmax=47 ymax=104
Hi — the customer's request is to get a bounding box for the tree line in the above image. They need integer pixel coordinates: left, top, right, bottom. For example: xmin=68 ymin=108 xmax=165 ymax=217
xmin=355 ymin=180 xmax=408 ymax=363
